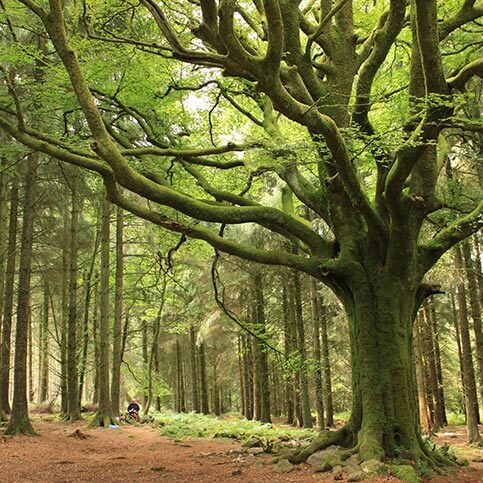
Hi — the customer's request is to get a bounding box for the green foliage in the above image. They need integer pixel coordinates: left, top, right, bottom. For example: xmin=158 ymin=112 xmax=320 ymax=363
xmin=156 ymin=411 xmax=315 ymax=444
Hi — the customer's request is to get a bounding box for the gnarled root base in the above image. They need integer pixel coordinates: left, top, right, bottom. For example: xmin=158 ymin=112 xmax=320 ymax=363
xmin=279 ymin=424 xmax=460 ymax=482
xmin=87 ymin=413 xmax=117 ymax=428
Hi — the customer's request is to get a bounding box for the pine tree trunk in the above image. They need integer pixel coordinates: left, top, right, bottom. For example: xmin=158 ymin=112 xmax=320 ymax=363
xmin=0 ymin=176 xmax=19 ymax=418
xmin=414 ymin=314 xmax=431 ymax=433
xmin=0 ymin=154 xmax=9 ymax=337
xmin=422 ymin=305 xmax=443 ymax=429
xmin=28 ymin=315 xmax=34 ymax=403
xmin=89 ymin=195 xmax=114 ymax=427
xmin=281 ymin=272 xmax=294 ymax=425
xmin=292 ymin=268 xmax=312 ymax=428
xmin=462 ymin=240 xmax=483 ymax=407
xmin=92 ymin=276 xmax=100 ymax=405
xmin=39 ymin=281 xmax=49 ymax=403
xmin=78 ymin=224 xmax=100 ymax=407
xmin=428 ymin=299 xmax=447 ymax=425
xmin=111 ymin=206 xmax=123 ymax=417
xmin=319 ymin=295 xmax=334 ymax=427
xmin=66 ymin=170 xmax=80 ymax=421
xmin=190 ymin=324 xmax=200 ymax=412
xmin=212 ymin=358 xmax=220 ymax=416
xmin=60 ymin=213 xmax=69 ymax=415
xmin=199 ymin=341 xmax=209 ymax=414
xmin=146 ymin=295 xmax=164 ymax=415
xmin=310 ymin=279 xmax=325 ymax=431
xmin=454 ymin=247 xmax=480 ymax=443
xmin=5 ymin=154 xmax=39 ymax=435
xmin=242 ymin=334 xmax=253 ymax=419
xmin=450 ymin=294 xmax=466 ymax=415
xmin=251 ymin=271 xmax=271 ymax=423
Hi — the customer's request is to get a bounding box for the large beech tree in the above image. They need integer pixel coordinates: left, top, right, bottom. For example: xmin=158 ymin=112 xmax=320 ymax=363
xmin=0 ymin=0 xmax=482 ymax=464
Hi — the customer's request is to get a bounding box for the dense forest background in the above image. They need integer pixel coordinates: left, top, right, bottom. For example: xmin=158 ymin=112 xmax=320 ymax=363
xmin=0 ymin=152 xmax=481 ymax=434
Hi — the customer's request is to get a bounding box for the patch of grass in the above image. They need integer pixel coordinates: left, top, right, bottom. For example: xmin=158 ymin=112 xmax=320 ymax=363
xmin=155 ymin=411 xmax=316 ymax=444
xmin=446 ymin=413 xmax=465 ymax=426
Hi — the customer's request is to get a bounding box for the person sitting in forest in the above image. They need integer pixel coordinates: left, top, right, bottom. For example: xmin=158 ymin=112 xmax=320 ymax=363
xmin=126 ymin=399 xmax=141 ymax=422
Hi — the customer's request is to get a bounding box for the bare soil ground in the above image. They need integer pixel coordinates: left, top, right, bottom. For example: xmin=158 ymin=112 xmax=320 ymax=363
xmin=0 ymin=418 xmax=481 ymax=482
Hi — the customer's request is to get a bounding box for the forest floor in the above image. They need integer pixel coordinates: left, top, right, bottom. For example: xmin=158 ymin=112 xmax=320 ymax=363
xmin=0 ymin=417 xmax=482 ymax=482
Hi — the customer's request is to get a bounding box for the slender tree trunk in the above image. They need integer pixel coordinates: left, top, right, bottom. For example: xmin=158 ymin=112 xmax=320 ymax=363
xmin=28 ymin=314 xmax=34 ymax=403
xmin=66 ymin=171 xmax=80 ymax=421
xmin=0 ymin=176 xmax=19 ymax=418
xmin=142 ymin=320 xmax=148 ymax=407
xmin=190 ymin=324 xmax=200 ymax=412
xmin=319 ymin=295 xmax=334 ymax=427
xmin=462 ymin=240 xmax=483 ymax=407
xmin=310 ymin=279 xmax=325 ymax=431
xmin=5 ymin=154 xmax=39 ymax=435
xmin=282 ymin=272 xmax=294 ymax=425
xmin=292 ymin=268 xmax=312 ymax=428
xmin=199 ymin=341 xmax=209 ymax=414
xmin=39 ymin=281 xmax=49 ymax=403
xmin=78 ymin=224 xmax=100 ymax=406
xmin=145 ymin=286 xmax=165 ymax=415
xmin=414 ymin=314 xmax=431 ymax=433
xmin=0 ymin=155 xmax=9 ymax=338
xmin=428 ymin=299 xmax=447 ymax=425
xmin=92 ymin=277 xmax=100 ymax=406
xmin=242 ymin=334 xmax=253 ymax=419
xmin=212 ymin=358 xmax=220 ymax=416
xmin=60 ymin=213 xmax=69 ymax=415
xmin=454 ymin=247 xmax=481 ymax=443
xmin=89 ymin=195 xmax=114 ymax=427
xmin=111 ymin=207 xmax=124 ymax=417
xmin=251 ymin=271 xmax=271 ymax=423
xmin=422 ymin=305 xmax=444 ymax=429
xmin=450 ymin=294 xmax=466 ymax=415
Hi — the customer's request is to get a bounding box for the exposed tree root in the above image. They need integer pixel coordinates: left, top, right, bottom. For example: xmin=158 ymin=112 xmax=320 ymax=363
xmin=286 ymin=425 xmax=354 ymax=464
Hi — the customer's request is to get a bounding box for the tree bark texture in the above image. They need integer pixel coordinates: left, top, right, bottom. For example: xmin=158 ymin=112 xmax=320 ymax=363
xmin=5 ymin=154 xmax=38 ymax=435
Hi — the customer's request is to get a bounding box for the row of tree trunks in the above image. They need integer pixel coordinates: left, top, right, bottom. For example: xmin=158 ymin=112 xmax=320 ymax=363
xmin=454 ymin=247 xmax=480 ymax=443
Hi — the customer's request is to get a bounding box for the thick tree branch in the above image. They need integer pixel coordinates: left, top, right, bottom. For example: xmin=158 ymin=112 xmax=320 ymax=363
xmin=419 ymin=200 xmax=483 ymax=273
xmin=353 ymin=0 xmax=406 ymax=134
xmin=439 ymin=1 xmax=483 ymax=40
xmin=447 ymin=58 xmax=483 ymax=90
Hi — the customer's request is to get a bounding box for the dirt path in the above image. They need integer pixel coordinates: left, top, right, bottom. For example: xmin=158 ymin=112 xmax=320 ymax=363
xmin=0 ymin=420 xmax=482 ymax=482
xmin=0 ymin=419 xmax=317 ymax=482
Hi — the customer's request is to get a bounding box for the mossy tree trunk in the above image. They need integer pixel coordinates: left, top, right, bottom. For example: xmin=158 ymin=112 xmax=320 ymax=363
xmin=66 ymin=169 xmax=81 ymax=421
xmin=111 ymin=206 xmax=123 ymax=417
xmin=89 ymin=195 xmax=115 ymax=427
